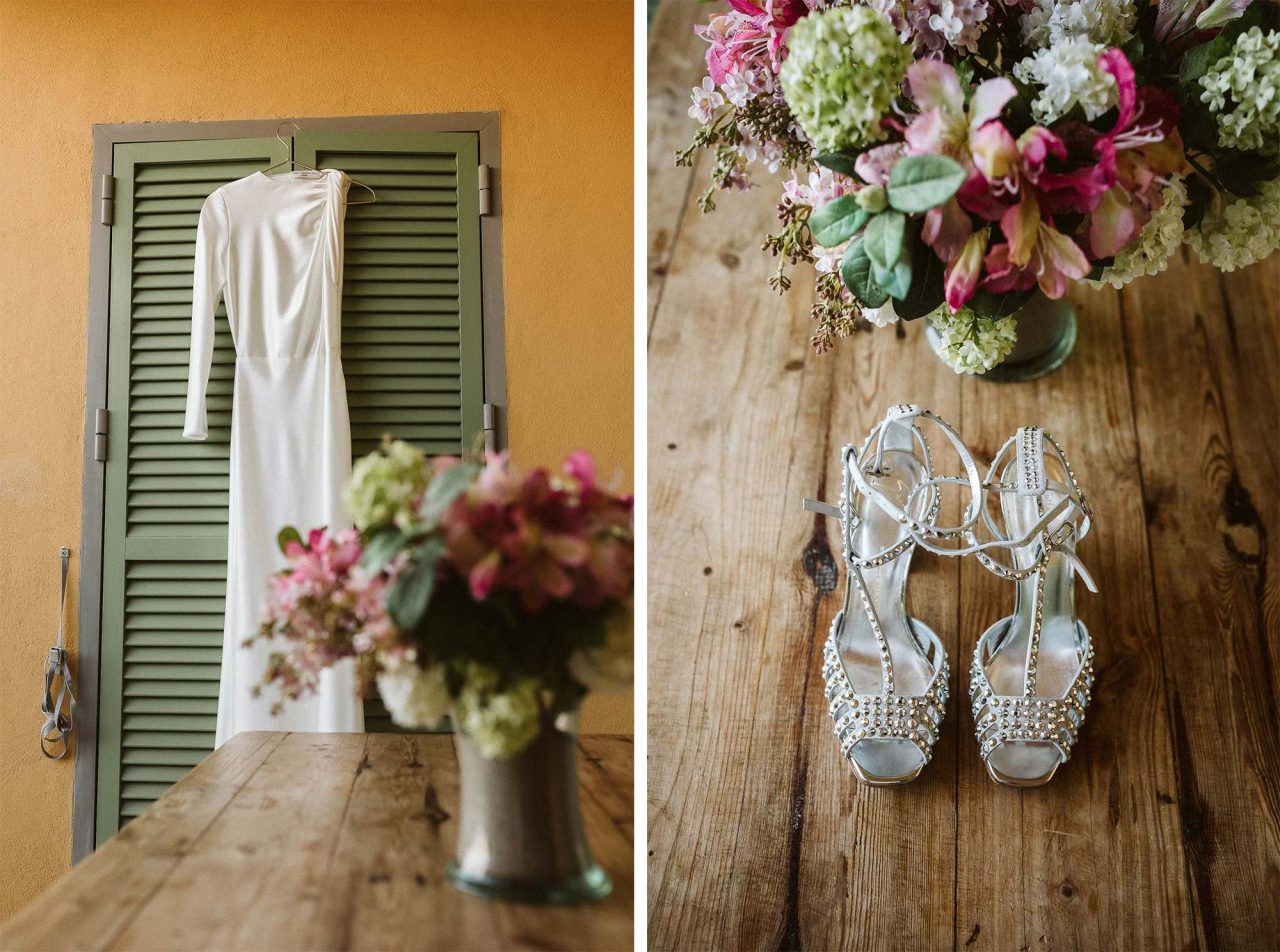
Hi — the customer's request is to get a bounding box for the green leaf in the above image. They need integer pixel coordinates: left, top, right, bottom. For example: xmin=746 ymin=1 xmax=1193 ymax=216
xmin=840 ymin=238 xmax=889 ymax=308
xmin=1178 ymin=36 xmax=1229 ymax=93
xmin=387 ymin=536 xmax=446 ymax=633
xmin=968 ymin=287 xmax=1040 ymax=320
xmin=862 ymin=210 xmax=906 ymax=273
xmin=277 ymin=526 xmax=302 ymax=555
xmin=360 ymin=526 xmax=407 ymax=572
xmin=1084 ymin=255 xmax=1116 ymax=282
xmin=1213 ymin=150 xmax=1280 ymax=198
xmin=874 ymin=258 xmax=913 ymax=299
xmin=887 ymin=155 xmax=967 ymax=214
xmin=813 ymin=151 xmax=863 ymax=178
xmin=892 ymin=226 xmax=947 ymax=321
xmin=419 ymin=461 xmax=479 ymax=526
xmin=809 ymin=196 xmax=869 ymax=248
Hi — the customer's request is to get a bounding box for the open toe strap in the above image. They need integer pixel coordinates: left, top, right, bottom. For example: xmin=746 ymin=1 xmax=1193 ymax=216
xmin=821 ymin=616 xmax=951 ymax=780
xmin=968 ymin=620 xmax=1096 ymax=775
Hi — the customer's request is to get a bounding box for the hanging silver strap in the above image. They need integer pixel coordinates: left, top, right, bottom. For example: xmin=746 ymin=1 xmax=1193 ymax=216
xmin=41 ymin=547 xmax=76 ymax=760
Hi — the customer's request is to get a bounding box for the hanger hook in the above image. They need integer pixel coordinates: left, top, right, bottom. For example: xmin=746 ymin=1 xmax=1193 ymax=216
xmin=274 ymin=120 xmax=301 ymax=147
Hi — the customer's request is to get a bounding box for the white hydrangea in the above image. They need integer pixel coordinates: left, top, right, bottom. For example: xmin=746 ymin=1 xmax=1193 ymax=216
xmin=568 ymin=609 xmax=633 ymax=694
xmin=779 ymin=6 xmax=912 ymax=152
xmin=1185 ymin=176 xmax=1280 ymax=272
xmin=861 ymin=299 xmax=900 ymax=327
xmin=1199 ymin=27 xmax=1280 ymax=155
xmin=455 ymin=663 xmax=543 ymax=759
xmin=1020 ymin=0 xmax=1135 ymax=48
xmin=1090 ymin=176 xmax=1188 ymax=289
xmin=376 ymin=657 xmax=451 ymax=729
xmin=1013 ymin=39 xmax=1119 ymax=124
xmin=929 ymin=307 xmax=1018 ymax=374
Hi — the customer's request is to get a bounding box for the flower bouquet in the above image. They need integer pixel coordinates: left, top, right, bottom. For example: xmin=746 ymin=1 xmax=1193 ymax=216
xmin=250 ymin=440 xmax=632 ymax=903
xmin=251 ymin=440 xmax=634 ymax=758
xmin=681 ymin=0 xmax=1280 ymax=375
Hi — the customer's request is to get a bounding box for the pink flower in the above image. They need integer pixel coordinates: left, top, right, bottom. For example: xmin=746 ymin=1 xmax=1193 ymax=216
xmin=854 ymin=143 xmax=906 ymax=187
xmin=982 ymin=222 xmax=1090 ymax=299
xmin=697 ymin=0 xmax=805 ymax=84
xmin=563 ymin=449 xmax=597 ymax=489
xmin=899 ymin=60 xmax=1016 ymax=261
xmin=903 ymin=59 xmax=1016 ymax=161
xmin=1082 ymin=51 xmax=1184 ymax=256
xmin=944 ymin=230 xmax=990 ymax=310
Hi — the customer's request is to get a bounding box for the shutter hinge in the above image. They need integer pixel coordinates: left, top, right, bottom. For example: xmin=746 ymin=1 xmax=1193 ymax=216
xmin=482 ymin=403 xmax=499 ymax=454
xmin=478 ymin=164 xmax=492 ymax=216
xmin=93 ymin=408 xmax=109 ymax=462
xmin=99 ymin=174 xmax=115 ymax=226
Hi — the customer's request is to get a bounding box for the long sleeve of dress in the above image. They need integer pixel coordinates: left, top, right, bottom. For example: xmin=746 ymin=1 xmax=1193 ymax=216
xmin=184 ymin=191 xmax=229 ymax=440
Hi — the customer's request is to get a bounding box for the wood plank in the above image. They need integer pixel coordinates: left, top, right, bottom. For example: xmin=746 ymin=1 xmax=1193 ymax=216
xmin=646 ymin=0 xmax=708 ymax=328
xmin=109 ymin=732 xmax=368 ymax=951
xmin=2 ymin=732 xmax=632 ymax=952
xmin=645 ymin=14 xmax=964 ymax=934
xmin=953 ymin=281 xmax=1196 ymax=950
xmin=0 ymin=732 xmax=286 ymax=952
xmin=297 ymin=734 xmax=633 ymax=952
xmin=1122 ymin=249 xmax=1280 ymax=949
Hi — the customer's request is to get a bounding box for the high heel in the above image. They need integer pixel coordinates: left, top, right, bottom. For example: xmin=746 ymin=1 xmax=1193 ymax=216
xmin=966 ymin=427 xmax=1097 ymax=787
xmin=804 ymin=405 xmax=981 ymax=786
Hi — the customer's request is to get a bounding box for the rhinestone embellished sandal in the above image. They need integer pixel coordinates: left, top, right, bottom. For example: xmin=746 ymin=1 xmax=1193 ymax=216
xmin=804 ymin=405 xmax=983 ymax=786
xmin=966 ymin=427 xmax=1097 ymax=787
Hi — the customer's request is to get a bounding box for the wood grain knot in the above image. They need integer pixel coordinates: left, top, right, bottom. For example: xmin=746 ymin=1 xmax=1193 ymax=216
xmin=1218 ymin=471 xmax=1265 ymax=565
xmin=802 ymin=532 xmax=837 ymax=595
xmin=423 ymin=784 xmax=451 ymax=828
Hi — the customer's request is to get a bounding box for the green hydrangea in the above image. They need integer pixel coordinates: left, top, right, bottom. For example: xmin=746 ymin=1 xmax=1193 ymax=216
xmin=455 ymin=663 xmax=543 ymax=759
xmin=1200 ymin=26 xmax=1280 ymax=155
xmin=344 ymin=439 xmax=427 ymax=531
xmin=929 ymin=306 xmax=1018 ymax=375
xmin=1185 ymin=175 xmax=1280 ymax=271
xmin=779 ymin=6 xmax=911 ymax=153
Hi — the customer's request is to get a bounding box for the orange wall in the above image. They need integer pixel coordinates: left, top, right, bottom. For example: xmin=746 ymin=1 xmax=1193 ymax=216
xmin=0 ymin=0 xmax=633 ymax=918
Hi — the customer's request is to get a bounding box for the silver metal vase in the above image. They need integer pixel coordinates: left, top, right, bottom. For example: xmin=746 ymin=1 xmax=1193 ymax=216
xmin=446 ymin=718 xmax=612 ymax=905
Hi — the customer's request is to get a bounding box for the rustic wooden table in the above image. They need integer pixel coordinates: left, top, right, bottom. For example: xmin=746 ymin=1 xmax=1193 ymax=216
xmin=0 ymin=732 xmax=633 ymax=951
xmin=647 ymin=2 xmax=1280 ymax=949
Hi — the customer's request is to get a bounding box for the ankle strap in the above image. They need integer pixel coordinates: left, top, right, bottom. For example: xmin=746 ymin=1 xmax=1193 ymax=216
xmin=848 ymin=405 xmax=985 ymax=543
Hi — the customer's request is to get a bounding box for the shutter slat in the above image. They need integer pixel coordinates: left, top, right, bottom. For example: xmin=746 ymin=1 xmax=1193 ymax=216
xmin=120 ymin=765 xmax=194 ymax=783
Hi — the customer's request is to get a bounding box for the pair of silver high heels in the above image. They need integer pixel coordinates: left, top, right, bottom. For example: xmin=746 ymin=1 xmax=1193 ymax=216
xmin=803 ymin=404 xmax=1096 ymax=787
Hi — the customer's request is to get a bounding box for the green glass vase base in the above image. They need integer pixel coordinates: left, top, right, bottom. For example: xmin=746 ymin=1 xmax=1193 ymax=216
xmin=925 ymin=298 xmax=1078 ymax=383
xmin=978 ymin=306 xmax=1077 ymax=383
xmin=445 ymin=862 xmax=612 ymax=906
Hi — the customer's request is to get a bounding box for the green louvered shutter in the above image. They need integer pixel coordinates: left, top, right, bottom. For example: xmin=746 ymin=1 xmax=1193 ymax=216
xmin=96 ymin=131 xmax=486 ymax=841
xmin=296 ymin=130 xmax=485 ymax=730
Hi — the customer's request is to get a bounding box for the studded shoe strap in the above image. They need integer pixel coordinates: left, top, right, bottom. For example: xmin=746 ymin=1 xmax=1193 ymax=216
xmin=969 ymin=429 xmax=1094 ymax=585
xmin=848 ymin=405 xmax=985 ymax=543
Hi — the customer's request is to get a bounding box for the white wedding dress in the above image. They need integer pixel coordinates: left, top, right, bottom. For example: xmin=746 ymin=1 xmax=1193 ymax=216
xmin=185 ymin=168 xmax=363 ymax=746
